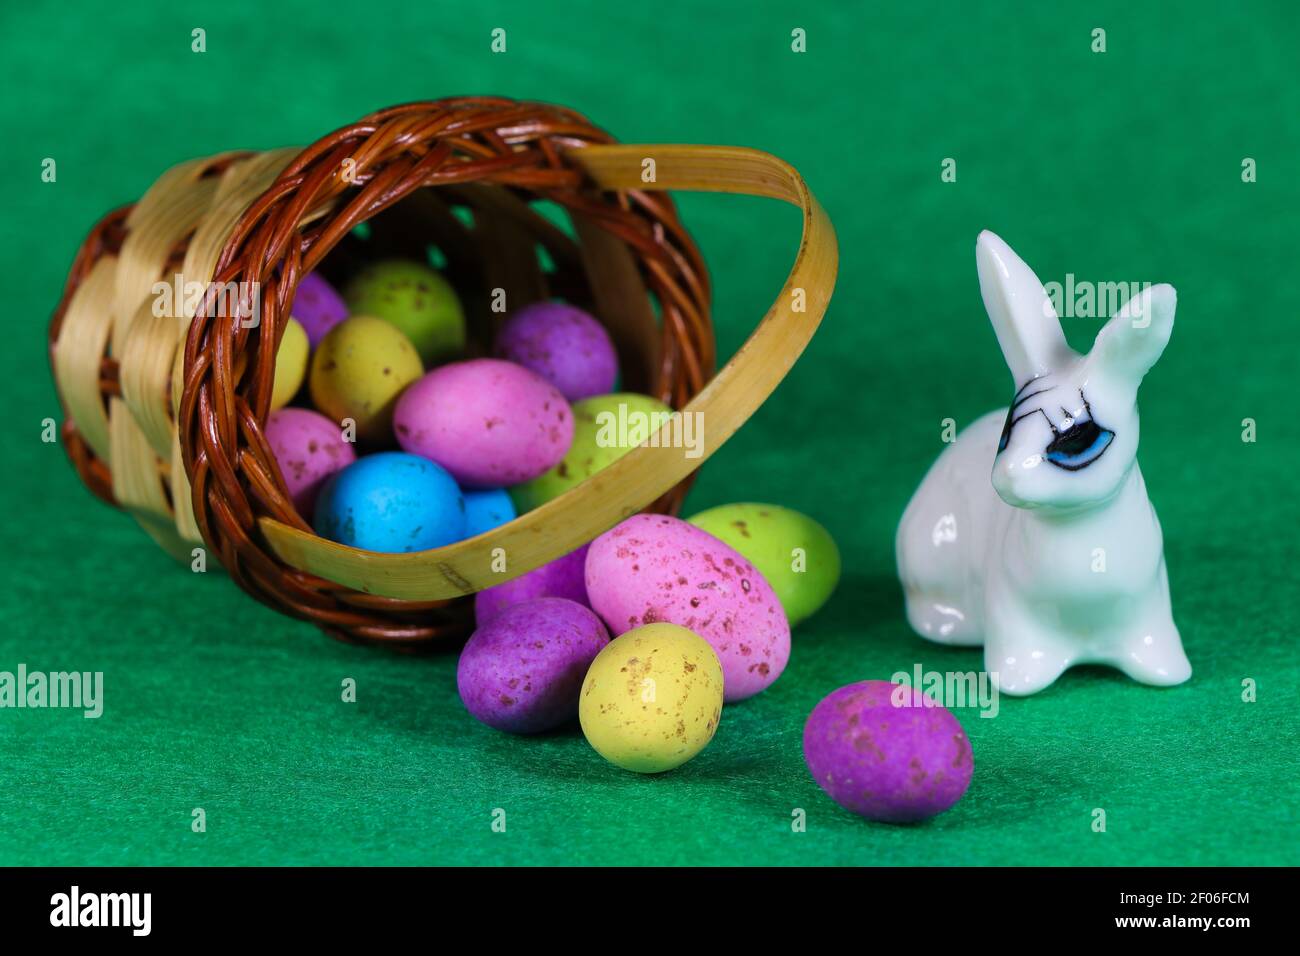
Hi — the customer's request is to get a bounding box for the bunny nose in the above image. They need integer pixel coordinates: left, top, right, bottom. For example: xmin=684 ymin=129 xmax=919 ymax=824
xmin=993 ymin=452 xmax=1043 ymax=508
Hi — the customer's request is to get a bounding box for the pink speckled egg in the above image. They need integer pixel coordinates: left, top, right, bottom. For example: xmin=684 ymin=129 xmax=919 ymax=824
xmin=475 ymin=544 xmax=591 ymax=626
xmin=584 ymin=514 xmax=791 ymax=702
xmin=393 ymin=359 xmax=573 ymax=487
xmin=265 ymin=408 xmax=357 ymax=517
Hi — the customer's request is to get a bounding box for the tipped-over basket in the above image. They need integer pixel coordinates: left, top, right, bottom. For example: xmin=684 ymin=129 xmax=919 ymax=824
xmin=48 ymin=97 xmax=837 ymax=648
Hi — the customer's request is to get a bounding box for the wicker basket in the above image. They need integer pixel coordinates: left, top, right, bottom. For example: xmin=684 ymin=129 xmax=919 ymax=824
xmin=48 ymin=97 xmax=837 ymax=647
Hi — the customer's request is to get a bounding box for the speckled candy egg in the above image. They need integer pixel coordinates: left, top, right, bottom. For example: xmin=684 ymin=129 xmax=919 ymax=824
xmin=268 ymin=316 xmax=310 ymax=410
xmin=290 ymin=272 xmax=348 ymax=347
xmin=688 ymin=502 xmax=841 ymax=626
xmin=495 ymin=302 xmax=618 ymax=401
xmin=463 ymin=488 xmax=516 ymax=538
xmin=510 ymin=393 xmax=671 ymax=512
xmin=585 ymin=514 xmax=791 ymax=702
xmin=457 ymin=597 xmax=609 ymax=734
xmin=313 ymin=451 xmax=465 ymax=552
xmin=265 ymin=407 xmax=357 ymax=517
xmin=579 ymin=622 xmax=724 ymax=773
xmin=393 ymin=358 xmax=573 ymax=487
xmin=309 ymin=316 xmax=424 ymax=443
xmin=803 ymin=680 xmax=974 ymax=823
xmin=344 ymin=259 xmax=466 ymax=364
xmin=474 ymin=544 xmax=590 ymax=626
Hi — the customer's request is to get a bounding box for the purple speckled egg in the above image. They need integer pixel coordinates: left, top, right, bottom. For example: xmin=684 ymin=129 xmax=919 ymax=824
xmin=803 ymin=680 xmax=973 ymax=823
xmin=495 ymin=302 xmax=618 ymax=402
xmin=290 ymin=272 xmax=349 ymax=347
xmin=457 ymin=597 xmax=609 ymax=734
xmin=475 ymin=544 xmax=591 ymax=626
xmin=585 ymin=514 xmax=791 ymax=702
xmin=393 ymin=358 xmax=573 ymax=487
xmin=265 ymin=407 xmax=357 ymax=517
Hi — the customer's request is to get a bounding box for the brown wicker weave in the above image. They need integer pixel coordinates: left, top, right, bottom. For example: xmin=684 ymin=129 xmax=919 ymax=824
xmin=49 ymin=97 xmax=836 ymax=649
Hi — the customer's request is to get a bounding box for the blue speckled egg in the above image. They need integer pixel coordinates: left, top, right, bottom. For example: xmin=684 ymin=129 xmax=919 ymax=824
xmin=462 ymin=488 xmax=516 ymax=538
xmin=314 ymin=452 xmax=465 ymax=552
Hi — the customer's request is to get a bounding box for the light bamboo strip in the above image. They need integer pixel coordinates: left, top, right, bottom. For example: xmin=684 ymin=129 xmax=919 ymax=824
xmin=52 ymin=255 xmax=119 ymax=464
xmin=118 ymin=300 xmax=183 ymax=459
xmin=171 ymin=429 xmax=201 ymax=544
xmin=111 ymin=158 xmax=221 ymax=357
xmin=173 ymin=148 xmax=304 ymax=339
xmin=83 ymin=154 xmax=245 ymax=552
xmin=108 ymin=395 xmax=189 ymax=560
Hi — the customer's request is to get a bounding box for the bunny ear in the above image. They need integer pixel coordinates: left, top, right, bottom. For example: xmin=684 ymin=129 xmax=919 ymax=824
xmin=1086 ymin=283 xmax=1176 ymax=389
xmin=976 ymin=231 xmax=1073 ymax=383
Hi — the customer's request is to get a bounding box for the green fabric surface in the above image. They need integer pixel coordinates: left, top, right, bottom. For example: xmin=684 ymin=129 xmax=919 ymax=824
xmin=1 ymin=0 xmax=1297 ymax=866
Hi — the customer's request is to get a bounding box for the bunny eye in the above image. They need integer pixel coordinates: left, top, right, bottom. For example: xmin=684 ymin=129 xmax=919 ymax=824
xmin=1045 ymin=419 xmax=1114 ymax=470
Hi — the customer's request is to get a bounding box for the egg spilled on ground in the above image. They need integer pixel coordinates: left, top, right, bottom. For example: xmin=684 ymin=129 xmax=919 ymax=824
xmin=803 ymin=680 xmax=974 ymax=823
xmin=585 ymin=514 xmax=791 ymax=701
xmin=579 ymin=622 xmax=724 ymax=774
xmin=688 ymin=502 xmax=840 ymax=627
xmin=458 ymin=597 xmax=609 ymax=734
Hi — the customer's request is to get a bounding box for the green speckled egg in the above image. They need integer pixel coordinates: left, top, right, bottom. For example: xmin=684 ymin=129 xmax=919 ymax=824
xmin=309 ymin=315 xmax=424 ymax=443
xmin=579 ymin=623 xmax=723 ymax=774
xmin=687 ymin=502 xmax=840 ymax=626
xmin=510 ymin=392 xmax=671 ymax=512
xmin=343 ymin=260 xmax=465 ymax=364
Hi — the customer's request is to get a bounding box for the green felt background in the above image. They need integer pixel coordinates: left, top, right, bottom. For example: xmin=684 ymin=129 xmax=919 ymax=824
xmin=1 ymin=0 xmax=1297 ymax=866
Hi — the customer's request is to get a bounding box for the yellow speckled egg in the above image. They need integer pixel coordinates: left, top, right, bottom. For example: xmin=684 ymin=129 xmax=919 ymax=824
xmin=309 ymin=315 xmax=424 ymax=443
xmin=579 ymin=622 xmax=724 ymax=774
xmin=270 ymin=317 xmax=309 ymax=410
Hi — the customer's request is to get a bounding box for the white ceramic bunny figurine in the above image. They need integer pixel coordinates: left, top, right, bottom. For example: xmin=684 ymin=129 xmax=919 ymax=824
xmin=896 ymin=231 xmax=1191 ymax=696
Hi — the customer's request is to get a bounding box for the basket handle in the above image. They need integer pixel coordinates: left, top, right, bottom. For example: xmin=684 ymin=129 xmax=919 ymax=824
xmin=257 ymin=144 xmax=838 ymax=600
